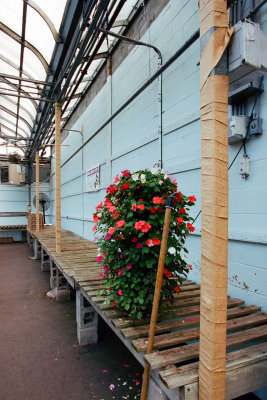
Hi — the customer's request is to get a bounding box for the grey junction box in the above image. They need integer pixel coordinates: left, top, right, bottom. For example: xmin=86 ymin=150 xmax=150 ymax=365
xmin=229 ymin=20 xmax=267 ymax=90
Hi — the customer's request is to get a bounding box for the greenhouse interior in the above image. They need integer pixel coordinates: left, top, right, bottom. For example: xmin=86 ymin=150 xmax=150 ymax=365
xmin=0 ymin=0 xmax=267 ymax=399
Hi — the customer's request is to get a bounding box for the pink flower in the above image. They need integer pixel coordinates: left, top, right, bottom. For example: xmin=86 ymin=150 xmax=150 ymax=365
xmin=137 ymin=204 xmax=145 ymax=211
xmin=152 ymin=196 xmax=164 ymax=205
xmin=120 ymin=253 xmax=123 ymax=259
xmin=97 ymin=256 xmax=102 ymax=263
xmin=93 ymin=236 xmax=99 ymax=242
xmin=118 ymin=269 xmax=123 ymax=275
xmin=105 ymin=234 xmax=111 ymax=240
xmin=118 ymin=289 xmax=123 ymax=296
xmin=116 ymin=220 xmax=125 ymax=228
xmin=146 ymin=239 xmax=154 ymax=247
xmin=132 ymin=203 xmax=137 ymax=211
xmin=92 ymin=225 xmax=97 ymax=232
xmin=121 ymin=170 xmax=130 ymax=176
xmin=114 ymin=174 xmax=119 ymax=183
xmin=137 ymin=242 xmax=143 ymax=249
xmin=109 ymin=206 xmax=116 ymax=213
xmin=131 ymin=237 xmax=138 ymax=243
xmin=108 ymin=227 xmax=115 ymax=235
xmin=134 ymin=220 xmax=145 ymax=230
xmin=126 ymin=264 xmax=132 ymax=270
xmin=98 ymin=273 xmax=103 ymax=278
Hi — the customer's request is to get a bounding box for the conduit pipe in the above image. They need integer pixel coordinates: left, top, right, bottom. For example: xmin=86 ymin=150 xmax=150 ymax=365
xmin=60 ymin=29 xmax=200 ymax=169
xmin=100 ymin=28 xmax=163 ymax=167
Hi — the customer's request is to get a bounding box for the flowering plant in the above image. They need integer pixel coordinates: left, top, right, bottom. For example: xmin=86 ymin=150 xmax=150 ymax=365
xmin=92 ymin=168 xmax=196 ymax=319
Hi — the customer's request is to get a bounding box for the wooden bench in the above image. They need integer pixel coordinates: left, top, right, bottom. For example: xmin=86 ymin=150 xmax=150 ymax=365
xmin=29 ymin=226 xmax=267 ymax=399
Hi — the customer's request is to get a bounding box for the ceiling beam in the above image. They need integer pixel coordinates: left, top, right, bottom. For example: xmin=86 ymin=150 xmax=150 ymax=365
xmin=0 ymin=22 xmax=49 ymax=73
xmin=26 ymin=0 xmax=60 ymax=42
xmin=0 ymin=73 xmax=54 ymax=86
xmin=0 ymin=115 xmax=30 ymax=137
xmin=0 ymin=77 xmax=38 ymax=110
xmin=0 ymin=124 xmax=27 ymax=140
xmin=1 ymin=94 xmax=35 ymax=123
xmin=0 ymin=105 xmax=32 ymax=132
xmin=0 ymin=91 xmax=54 ymax=103
xmin=0 ymin=53 xmax=38 ymax=85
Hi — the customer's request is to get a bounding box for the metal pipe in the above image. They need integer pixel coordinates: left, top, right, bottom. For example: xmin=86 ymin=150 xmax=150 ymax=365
xmin=60 ymin=29 xmax=200 ymax=169
xmin=246 ymin=0 xmax=267 ymax=18
xmin=0 ymin=73 xmax=54 ymax=86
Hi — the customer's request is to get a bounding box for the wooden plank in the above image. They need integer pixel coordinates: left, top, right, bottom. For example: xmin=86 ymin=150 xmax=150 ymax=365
xmin=132 ymin=312 xmax=267 ymax=353
xmin=145 ymin=324 xmax=267 ymax=370
xmin=121 ymin=300 xmax=245 ymax=340
xmin=159 ymin=342 xmax=267 ymax=390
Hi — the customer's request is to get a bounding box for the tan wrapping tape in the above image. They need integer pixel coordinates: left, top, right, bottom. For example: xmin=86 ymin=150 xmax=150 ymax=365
xmin=200 ymin=26 xmax=234 ymax=89
xmin=35 ymin=151 xmax=39 ymax=232
xmin=200 ymin=0 xmax=228 ymax=37
xmin=199 ymin=73 xmax=229 ymax=400
xmin=55 ymin=103 xmax=61 ymax=252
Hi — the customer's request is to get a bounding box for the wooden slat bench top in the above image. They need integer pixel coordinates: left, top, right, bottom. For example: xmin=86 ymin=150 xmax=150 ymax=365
xmin=30 ymin=226 xmax=267 ymax=398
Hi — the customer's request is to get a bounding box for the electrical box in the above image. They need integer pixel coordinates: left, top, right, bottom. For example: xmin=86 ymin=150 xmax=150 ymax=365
xmin=229 ymin=20 xmax=267 ymax=90
xmin=239 ymin=155 xmax=250 ymax=179
xmin=229 ymin=115 xmax=249 ymax=144
xmin=8 ymin=164 xmax=26 ymax=185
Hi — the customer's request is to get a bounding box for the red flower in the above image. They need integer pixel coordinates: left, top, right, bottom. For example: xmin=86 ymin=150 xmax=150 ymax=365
xmin=137 ymin=204 xmax=145 ymax=211
xmin=153 ymin=196 xmax=164 ymax=205
xmin=111 ymin=302 xmax=115 ymax=307
xmin=175 ymin=192 xmax=182 ymax=202
xmin=177 ymin=217 xmax=183 ymax=226
xmin=163 ymin=269 xmax=172 ymax=278
xmin=107 ymin=184 xmax=118 ymax=194
xmin=136 ymin=242 xmax=143 ymax=249
xmin=108 ymin=227 xmax=115 ymax=235
xmin=150 ymin=207 xmax=157 ymax=213
xmin=188 ymin=195 xmax=196 ymax=203
xmin=163 ymin=194 xmax=168 ymax=198
xmin=153 ymin=238 xmax=160 ymax=245
xmin=92 ymin=225 xmax=97 ymax=232
xmin=132 ymin=203 xmax=137 ymax=211
xmin=131 ymin=237 xmax=138 ymax=243
xmin=146 ymin=239 xmax=154 ymax=247
xmin=188 ymin=264 xmax=192 ymax=270
xmin=121 ymin=183 xmax=130 ymax=190
xmin=174 ymin=286 xmax=180 ymax=292
xmin=187 ymin=223 xmax=195 ymax=232
xmin=115 ymin=220 xmax=125 ymax=228
xmin=179 ymin=208 xmax=186 ymax=214
xmin=121 ymin=170 xmax=130 ymax=177
xmin=157 ymin=207 xmax=163 ymax=213
xmin=138 ymin=199 xmax=143 ymax=203
xmin=141 ymin=223 xmax=151 ymax=233
xmin=93 ymin=215 xmax=100 ymax=223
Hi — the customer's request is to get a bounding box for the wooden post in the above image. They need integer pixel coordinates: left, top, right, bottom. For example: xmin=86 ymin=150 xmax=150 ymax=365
xmin=199 ymin=1 xmax=233 ymax=399
xmin=140 ymin=197 xmax=174 ymax=400
xmin=55 ymin=102 xmax=62 ymax=252
xmin=35 ymin=151 xmax=39 ymax=232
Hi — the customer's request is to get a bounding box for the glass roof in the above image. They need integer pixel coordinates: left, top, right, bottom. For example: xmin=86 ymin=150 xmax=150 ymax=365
xmin=0 ymin=0 xmax=140 ymax=158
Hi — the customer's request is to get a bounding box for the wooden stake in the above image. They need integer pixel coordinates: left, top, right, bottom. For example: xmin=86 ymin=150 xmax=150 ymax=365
xmin=55 ymin=102 xmax=62 ymax=252
xmin=35 ymin=151 xmax=39 ymax=232
xmin=140 ymin=198 xmax=174 ymax=400
xmin=199 ymin=1 xmax=230 ymax=398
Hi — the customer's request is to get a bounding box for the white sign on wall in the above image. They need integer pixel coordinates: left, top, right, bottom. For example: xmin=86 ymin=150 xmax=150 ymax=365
xmin=86 ymin=164 xmax=100 ymax=192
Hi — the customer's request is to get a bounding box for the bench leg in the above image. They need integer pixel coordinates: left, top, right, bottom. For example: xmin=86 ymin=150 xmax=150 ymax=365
xmin=41 ymin=248 xmax=50 ymax=272
xmin=147 ymin=378 xmax=169 ymax=400
xmin=32 ymin=239 xmax=41 ymax=259
xmin=76 ymin=290 xmax=98 ymax=346
xmin=50 ymin=259 xmax=57 ymax=289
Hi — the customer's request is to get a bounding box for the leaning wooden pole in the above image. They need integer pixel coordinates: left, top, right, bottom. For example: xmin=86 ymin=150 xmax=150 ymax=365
xmin=35 ymin=150 xmax=40 ymax=232
xmin=199 ymin=1 xmax=233 ymax=399
xmin=140 ymin=194 xmax=175 ymax=400
xmin=55 ymin=102 xmax=62 ymax=252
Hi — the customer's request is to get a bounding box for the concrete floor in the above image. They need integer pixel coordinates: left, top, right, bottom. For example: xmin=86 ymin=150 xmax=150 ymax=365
xmin=0 ymin=243 xmax=261 ymax=400
xmin=0 ymin=243 xmax=142 ymax=400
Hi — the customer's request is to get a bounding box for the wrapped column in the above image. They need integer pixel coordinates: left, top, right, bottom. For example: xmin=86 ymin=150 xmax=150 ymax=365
xmin=199 ymin=1 xmax=234 ymax=399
